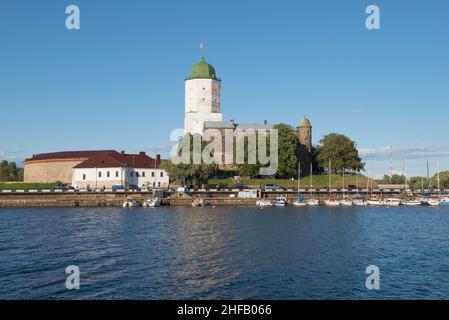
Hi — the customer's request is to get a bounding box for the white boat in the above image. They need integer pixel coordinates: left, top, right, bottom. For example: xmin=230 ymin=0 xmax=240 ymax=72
xmin=274 ymin=196 xmax=288 ymax=207
xmin=192 ymin=197 xmax=205 ymax=207
xmin=324 ymin=199 xmax=340 ymax=207
xmin=306 ymin=199 xmax=320 ymax=206
xmin=292 ymin=196 xmax=306 ymax=207
xmin=340 ymin=199 xmax=354 ymax=207
xmin=353 ymin=199 xmax=366 ymax=206
xmin=403 ymin=199 xmax=422 ymax=206
xmin=122 ymin=198 xmax=139 ymax=208
xmin=256 ymin=198 xmax=273 ymax=207
xmin=384 ymin=198 xmax=402 ymax=206
xmin=426 ymin=200 xmax=440 ymax=207
xmin=143 ymin=197 xmax=161 ymax=207
xmin=366 ymin=199 xmax=385 ymax=206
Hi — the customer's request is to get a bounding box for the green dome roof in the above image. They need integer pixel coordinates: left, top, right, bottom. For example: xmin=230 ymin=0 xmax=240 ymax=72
xmin=188 ymin=57 xmax=218 ymax=80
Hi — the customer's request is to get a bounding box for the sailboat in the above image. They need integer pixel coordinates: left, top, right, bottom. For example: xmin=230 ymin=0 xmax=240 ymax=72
xmin=324 ymin=159 xmax=340 ymax=207
xmin=293 ymin=161 xmax=307 ymax=206
xmin=353 ymin=171 xmax=366 ymax=206
xmin=340 ymin=168 xmax=354 ymax=206
xmin=306 ymin=163 xmax=320 ymax=206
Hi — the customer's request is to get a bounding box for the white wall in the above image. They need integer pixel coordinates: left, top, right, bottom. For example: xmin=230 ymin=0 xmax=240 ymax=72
xmin=185 ymin=78 xmax=222 ymax=135
xmin=73 ymin=167 xmax=169 ymax=189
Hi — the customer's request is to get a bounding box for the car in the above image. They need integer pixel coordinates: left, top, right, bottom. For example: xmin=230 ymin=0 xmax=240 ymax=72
xmin=54 ymin=183 xmax=70 ymax=191
xmin=234 ymin=183 xmax=248 ymax=190
xmin=112 ymin=185 xmax=125 ymax=191
xmin=263 ymin=184 xmax=282 ymax=190
xmin=127 ymin=184 xmax=141 ymax=192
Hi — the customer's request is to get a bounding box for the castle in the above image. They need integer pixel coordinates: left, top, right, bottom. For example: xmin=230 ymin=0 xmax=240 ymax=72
xmin=184 ymin=57 xmax=313 ymax=174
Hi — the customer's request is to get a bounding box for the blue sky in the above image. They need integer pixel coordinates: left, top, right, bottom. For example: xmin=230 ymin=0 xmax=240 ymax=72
xmin=1 ymin=0 xmax=448 ymax=177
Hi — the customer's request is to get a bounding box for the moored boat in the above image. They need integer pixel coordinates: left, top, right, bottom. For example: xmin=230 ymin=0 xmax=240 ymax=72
xmin=340 ymin=199 xmax=354 ymax=207
xmin=403 ymin=199 xmax=422 ymax=206
xmin=324 ymin=199 xmax=340 ymax=207
xmin=439 ymin=197 xmax=449 ymax=206
xmin=122 ymin=198 xmax=139 ymax=208
xmin=366 ymin=199 xmax=385 ymax=206
xmin=306 ymin=199 xmax=320 ymax=206
xmin=192 ymin=197 xmax=205 ymax=207
xmin=292 ymin=195 xmax=306 ymax=207
xmin=143 ymin=197 xmax=161 ymax=207
xmin=384 ymin=198 xmax=402 ymax=206
xmin=256 ymin=198 xmax=273 ymax=207
xmin=274 ymin=196 xmax=288 ymax=207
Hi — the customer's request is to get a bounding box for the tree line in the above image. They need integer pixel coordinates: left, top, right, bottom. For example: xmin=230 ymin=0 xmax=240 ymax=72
xmin=0 ymin=161 xmax=24 ymax=182
xmin=162 ymin=124 xmax=365 ymax=188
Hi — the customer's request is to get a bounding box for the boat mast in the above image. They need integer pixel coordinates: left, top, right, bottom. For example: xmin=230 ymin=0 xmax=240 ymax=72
xmin=438 ymin=160 xmax=441 ymax=191
xmin=297 ymin=160 xmax=301 ymax=196
xmin=310 ymin=163 xmax=313 ymax=199
xmin=328 ymin=158 xmax=332 ymax=198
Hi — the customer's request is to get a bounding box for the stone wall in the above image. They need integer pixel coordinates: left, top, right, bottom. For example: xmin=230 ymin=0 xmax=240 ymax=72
xmin=24 ymin=159 xmax=86 ymax=183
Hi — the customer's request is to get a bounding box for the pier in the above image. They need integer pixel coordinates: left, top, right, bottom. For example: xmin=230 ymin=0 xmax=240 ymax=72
xmin=0 ymin=188 xmax=448 ymax=208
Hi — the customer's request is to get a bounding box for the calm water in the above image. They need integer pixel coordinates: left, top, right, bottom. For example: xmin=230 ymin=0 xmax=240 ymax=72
xmin=1 ymin=205 xmax=449 ymax=300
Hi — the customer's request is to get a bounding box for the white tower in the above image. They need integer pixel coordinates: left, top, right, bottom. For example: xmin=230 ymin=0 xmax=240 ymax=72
xmin=185 ymin=57 xmax=222 ymax=135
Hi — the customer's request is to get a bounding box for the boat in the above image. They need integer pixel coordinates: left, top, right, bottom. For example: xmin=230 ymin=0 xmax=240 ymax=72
xmin=384 ymin=198 xmax=402 ymax=206
xmin=426 ymin=199 xmax=440 ymax=207
xmin=403 ymin=199 xmax=422 ymax=206
xmin=122 ymin=198 xmax=139 ymax=208
xmin=306 ymin=199 xmax=320 ymax=206
xmin=143 ymin=197 xmax=161 ymax=207
xmin=353 ymin=196 xmax=366 ymax=206
xmin=274 ymin=196 xmax=288 ymax=207
xmin=192 ymin=197 xmax=205 ymax=207
xmin=340 ymin=198 xmax=354 ymax=206
xmin=256 ymin=198 xmax=273 ymax=207
xmin=292 ymin=195 xmax=307 ymax=206
xmin=439 ymin=197 xmax=449 ymax=206
xmin=366 ymin=199 xmax=385 ymax=206
xmin=324 ymin=199 xmax=340 ymax=207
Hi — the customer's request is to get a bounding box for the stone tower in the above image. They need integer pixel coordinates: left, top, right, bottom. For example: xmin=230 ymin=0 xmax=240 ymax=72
xmin=297 ymin=117 xmax=313 ymax=175
xmin=185 ymin=57 xmax=222 ymax=135
xmin=298 ymin=117 xmax=312 ymax=151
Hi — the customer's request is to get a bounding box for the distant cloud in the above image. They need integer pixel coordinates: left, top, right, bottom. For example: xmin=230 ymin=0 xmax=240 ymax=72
xmin=359 ymin=146 xmax=449 ymax=160
xmin=351 ymin=108 xmax=367 ymax=114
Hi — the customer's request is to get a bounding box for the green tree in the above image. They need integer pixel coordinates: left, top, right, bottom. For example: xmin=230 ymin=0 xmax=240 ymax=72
xmin=316 ymin=133 xmax=364 ymax=174
xmin=273 ymin=124 xmax=299 ymax=179
xmin=161 ymin=133 xmax=217 ymax=188
xmin=377 ymin=174 xmax=406 ymax=184
xmin=0 ymin=161 xmax=23 ymax=181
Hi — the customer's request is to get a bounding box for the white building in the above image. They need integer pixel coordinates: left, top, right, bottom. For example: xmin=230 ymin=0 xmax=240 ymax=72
xmin=185 ymin=57 xmax=222 ymax=135
xmin=71 ymin=151 xmax=169 ymax=190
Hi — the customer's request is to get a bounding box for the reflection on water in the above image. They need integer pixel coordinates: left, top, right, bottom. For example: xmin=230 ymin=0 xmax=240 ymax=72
xmin=1 ymin=206 xmax=449 ymax=299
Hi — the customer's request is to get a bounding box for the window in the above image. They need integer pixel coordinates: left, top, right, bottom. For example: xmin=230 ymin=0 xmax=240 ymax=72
xmin=151 ymin=172 xmax=155 ymax=177
xmin=202 ymin=87 xmax=205 ymax=90
xmin=115 ymin=171 xmax=119 ymax=177
xmin=82 ymin=174 xmax=86 ymax=180
xmin=158 ymin=182 xmax=161 ymax=187
xmin=107 ymin=171 xmax=110 ymax=178
xmin=153 ymin=182 xmax=155 ymax=186
xmin=160 ymin=172 xmax=164 ymax=177
xmin=130 ymin=172 xmax=133 ymax=177
xmin=142 ymin=172 xmax=146 ymax=177
xmin=98 ymin=171 xmax=102 ymax=178
xmin=136 ymin=172 xmax=140 ymax=177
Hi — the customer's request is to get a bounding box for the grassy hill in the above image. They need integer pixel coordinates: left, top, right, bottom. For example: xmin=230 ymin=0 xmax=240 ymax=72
xmin=208 ymin=174 xmax=375 ymax=189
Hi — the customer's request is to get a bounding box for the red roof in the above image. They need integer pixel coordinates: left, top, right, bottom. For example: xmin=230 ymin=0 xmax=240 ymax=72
xmin=26 ymin=150 xmax=161 ymax=169
xmin=73 ymin=152 xmax=160 ymax=169
xmin=26 ymin=150 xmax=116 ymax=162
